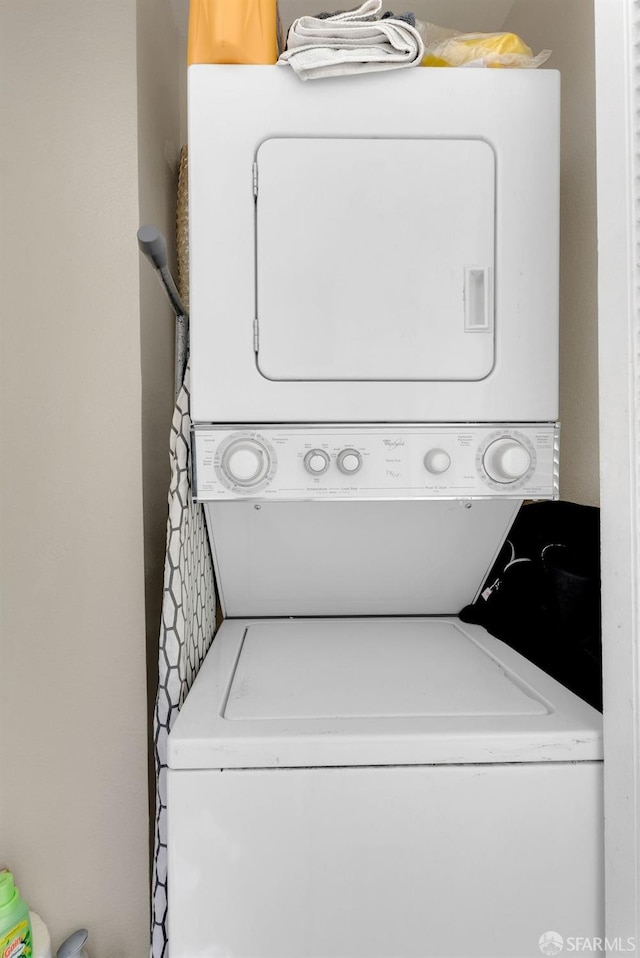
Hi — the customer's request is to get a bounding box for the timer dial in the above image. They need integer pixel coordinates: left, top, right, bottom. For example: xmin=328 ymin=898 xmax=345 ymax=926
xmin=221 ymin=439 xmax=270 ymax=487
xmin=483 ymin=437 xmax=531 ymax=484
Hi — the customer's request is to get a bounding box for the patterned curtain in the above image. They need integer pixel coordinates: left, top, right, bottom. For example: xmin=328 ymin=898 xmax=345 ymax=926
xmin=150 ymin=147 xmax=217 ymax=958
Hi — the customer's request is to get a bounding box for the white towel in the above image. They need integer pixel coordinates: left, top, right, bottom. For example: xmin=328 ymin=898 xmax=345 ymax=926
xmin=278 ymin=0 xmax=424 ymax=80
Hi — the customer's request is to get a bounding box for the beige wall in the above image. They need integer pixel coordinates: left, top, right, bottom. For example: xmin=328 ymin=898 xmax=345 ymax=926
xmin=278 ymin=0 xmax=516 ymax=34
xmin=0 ymin=2 xmax=150 ymax=954
xmin=136 ymin=0 xmax=184 ymax=832
xmin=506 ymin=0 xmax=600 ymax=505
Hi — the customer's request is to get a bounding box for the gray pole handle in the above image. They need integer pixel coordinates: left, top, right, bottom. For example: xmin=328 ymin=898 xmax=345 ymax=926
xmin=137 ymin=224 xmax=189 ymax=395
xmin=136 ymin=224 xmax=188 ymax=319
xmin=137 ymin=225 xmax=168 ymax=269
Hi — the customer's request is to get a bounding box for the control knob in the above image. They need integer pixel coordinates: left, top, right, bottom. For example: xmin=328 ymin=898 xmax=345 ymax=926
xmin=337 ymin=449 xmax=362 ymax=475
xmin=304 ymin=449 xmax=330 ymax=475
xmin=483 ymin=437 xmax=531 ymax=484
xmin=221 ymin=439 xmax=270 ymax=487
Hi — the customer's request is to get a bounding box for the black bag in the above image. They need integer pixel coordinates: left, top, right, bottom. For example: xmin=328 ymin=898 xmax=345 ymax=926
xmin=460 ymin=501 xmax=602 ymax=710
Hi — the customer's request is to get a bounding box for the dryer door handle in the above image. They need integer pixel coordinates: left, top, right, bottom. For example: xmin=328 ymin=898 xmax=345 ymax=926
xmin=464 ymin=266 xmax=493 ymax=332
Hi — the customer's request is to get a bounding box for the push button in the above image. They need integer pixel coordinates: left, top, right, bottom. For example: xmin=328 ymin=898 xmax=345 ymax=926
xmin=424 ymin=449 xmax=451 ymax=475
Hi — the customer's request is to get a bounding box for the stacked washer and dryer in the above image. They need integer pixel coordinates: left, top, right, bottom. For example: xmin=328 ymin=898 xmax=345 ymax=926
xmin=167 ymin=66 xmax=603 ymax=957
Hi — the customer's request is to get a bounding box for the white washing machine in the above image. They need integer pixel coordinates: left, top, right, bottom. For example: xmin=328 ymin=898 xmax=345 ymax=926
xmin=166 ymin=424 xmax=603 ymax=958
xmin=168 ymin=620 xmax=602 ymax=958
xmin=188 ymin=66 xmax=560 ymax=424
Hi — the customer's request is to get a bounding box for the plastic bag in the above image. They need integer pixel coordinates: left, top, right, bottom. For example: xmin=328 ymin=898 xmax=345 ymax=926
xmin=460 ymin=502 xmax=602 ymax=710
xmin=188 ymin=0 xmax=279 ymax=65
xmin=416 ymin=20 xmax=551 ymax=69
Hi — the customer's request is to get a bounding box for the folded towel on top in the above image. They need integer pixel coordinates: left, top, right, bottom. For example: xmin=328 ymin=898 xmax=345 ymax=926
xmin=278 ymin=0 xmax=424 ymax=80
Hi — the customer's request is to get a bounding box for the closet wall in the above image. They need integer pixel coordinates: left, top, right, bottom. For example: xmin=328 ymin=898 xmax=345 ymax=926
xmin=0 ymin=2 xmax=150 ymax=954
xmin=0 ymin=0 xmax=182 ymax=954
xmin=505 ymin=0 xmax=599 ymax=506
xmin=137 ymin=0 xmax=185 ymax=830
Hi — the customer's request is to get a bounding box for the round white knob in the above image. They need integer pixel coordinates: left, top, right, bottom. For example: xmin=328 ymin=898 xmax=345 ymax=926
xmin=304 ymin=449 xmax=330 ymax=475
xmin=483 ymin=438 xmax=531 ymax=483
xmin=222 ymin=440 xmax=268 ymax=485
xmin=424 ymin=448 xmax=451 ymax=475
xmin=337 ymin=449 xmax=362 ymax=475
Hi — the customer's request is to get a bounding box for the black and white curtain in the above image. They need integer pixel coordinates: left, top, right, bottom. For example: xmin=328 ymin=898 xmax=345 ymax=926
xmin=150 ymin=360 xmax=216 ymax=958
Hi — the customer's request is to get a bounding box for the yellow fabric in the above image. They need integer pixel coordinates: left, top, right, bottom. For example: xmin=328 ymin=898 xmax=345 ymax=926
xmin=423 ymin=32 xmax=535 ymax=68
xmin=188 ymin=0 xmax=278 ymax=65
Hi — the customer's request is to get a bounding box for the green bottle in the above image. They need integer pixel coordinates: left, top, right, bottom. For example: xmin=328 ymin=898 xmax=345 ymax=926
xmin=0 ymin=870 xmax=32 ymax=958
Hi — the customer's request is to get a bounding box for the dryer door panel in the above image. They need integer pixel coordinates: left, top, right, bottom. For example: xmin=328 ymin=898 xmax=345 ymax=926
xmin=255 ymin=137 xmax=495 ymax=382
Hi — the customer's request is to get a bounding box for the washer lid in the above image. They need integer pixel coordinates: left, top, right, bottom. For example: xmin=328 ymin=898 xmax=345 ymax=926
xmin=255 ymin=137 xmax=495 ymax=382
xmin=168 ymin=618 xmax=603 ymax=769
xmin=224 ymin=619 xmax=546 ymax=720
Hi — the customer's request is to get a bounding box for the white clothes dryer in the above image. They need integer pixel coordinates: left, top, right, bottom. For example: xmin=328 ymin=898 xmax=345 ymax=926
xmin=187 ymin=66 xmax=560 ymax=424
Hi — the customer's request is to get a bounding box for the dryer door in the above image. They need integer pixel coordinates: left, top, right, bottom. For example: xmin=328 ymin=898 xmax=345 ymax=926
xmin=255 ymin=137 xmax=495 ymax=383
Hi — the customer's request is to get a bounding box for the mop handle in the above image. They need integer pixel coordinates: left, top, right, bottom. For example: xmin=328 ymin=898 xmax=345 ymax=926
xmin=137 ymin=225 xmax=189 ymax=397
xmin=137 ymin=225 xmax=189 ymax=321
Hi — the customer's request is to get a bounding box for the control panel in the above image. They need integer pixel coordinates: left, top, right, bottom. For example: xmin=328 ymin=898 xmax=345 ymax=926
xmin=192 ymin=424 xmax=559 ymax=501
